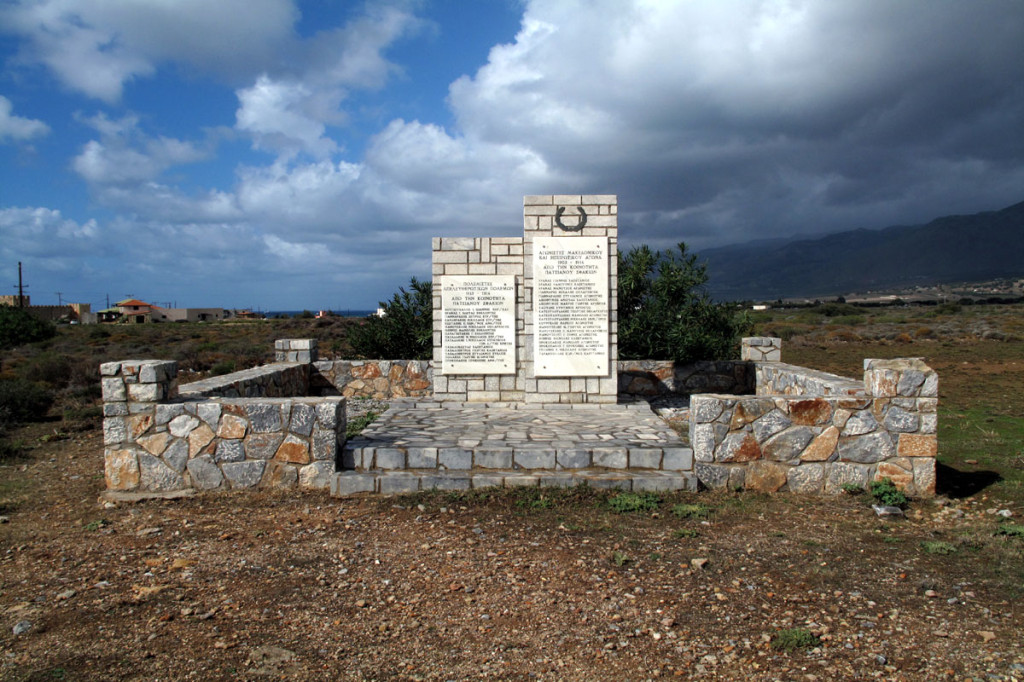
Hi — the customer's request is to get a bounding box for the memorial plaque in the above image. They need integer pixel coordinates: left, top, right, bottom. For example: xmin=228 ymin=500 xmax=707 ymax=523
xmin=533 ymin=236 xmax=609 ymax=376
xmin=441 ymin=275 xmax=516 ymax=375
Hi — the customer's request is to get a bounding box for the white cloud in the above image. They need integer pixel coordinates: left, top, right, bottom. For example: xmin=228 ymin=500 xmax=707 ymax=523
xmin=0 ymin=96 xmax=50 ymax=142
xmin=0 ymin=0 xmax=297 ymax=102
xmin=235 ymin=75 xmax=342 ymax=159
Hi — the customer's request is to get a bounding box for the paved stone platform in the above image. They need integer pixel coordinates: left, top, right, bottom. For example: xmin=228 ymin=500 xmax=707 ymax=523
xmin=332 ymin=400 xmax=695 ymax=496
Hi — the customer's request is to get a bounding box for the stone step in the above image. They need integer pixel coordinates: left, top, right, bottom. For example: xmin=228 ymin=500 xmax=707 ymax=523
xmin=330 ymin=469 xmax=697 ymax=497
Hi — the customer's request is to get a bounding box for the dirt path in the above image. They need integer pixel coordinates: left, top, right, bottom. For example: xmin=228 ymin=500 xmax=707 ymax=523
xmin=1 ymin=425 xmax=1023 ymax=680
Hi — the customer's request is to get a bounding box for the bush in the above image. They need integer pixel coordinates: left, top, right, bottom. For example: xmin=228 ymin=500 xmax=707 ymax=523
xmin=771 ymin=628 xmax=820 ymax=651
xmin=349 ymin=278 xmax=433 ymax=360
xmin=0 ymin=305 xmax=56 ymax=350
xmin=618 ymin=243 xmax=751 ymax=362
xmin=870 ymin=477 xmax=909 ymax=508
xmin=0 ymin=378 xmax=54 ymax=427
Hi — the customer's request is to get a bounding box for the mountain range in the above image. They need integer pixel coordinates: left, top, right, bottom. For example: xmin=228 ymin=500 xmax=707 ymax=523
xmin=698 ymin=200 xmax=1024 ymax=301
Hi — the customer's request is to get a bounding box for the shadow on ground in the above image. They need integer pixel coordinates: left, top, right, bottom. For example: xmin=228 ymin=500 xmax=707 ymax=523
xmin=936 ymin=462 xmax=1002 ymax=498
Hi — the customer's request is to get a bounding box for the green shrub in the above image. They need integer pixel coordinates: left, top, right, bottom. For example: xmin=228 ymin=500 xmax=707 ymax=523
xmin=771 ymin=628 xmax=820 ymax=651
xmin=840 ymin=483 xmax=864 ymax=495
xmin=608 ymin=491 xmax=660 ymax=513
xmin=349 ymin=278 xmax=433 ymax=360
xmin=346 ymin=411 xmax=380 ymax=439
xmin=17 ymin=352 xmax=71 ymax=389
xmin=618 ymin=243 xmax=751 ymax=362
xmin=0 ymin=378 xmax=54 ymax=426
xmin=209 ymin=360 xmax=236 ymax=376
xmin=0 ymin=305 xmax=56 ymax=350
xmin=995 ymin=523 xmax=1024 ymax=539
xmin=870 ymin=477 xmax=909 ymax=508
xmin=920 ymin=540 xmax=958 ymax=555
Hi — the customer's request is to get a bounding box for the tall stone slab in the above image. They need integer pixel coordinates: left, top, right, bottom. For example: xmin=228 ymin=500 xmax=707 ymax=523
xmin=432 ymin=194 xmax=618 ymax=403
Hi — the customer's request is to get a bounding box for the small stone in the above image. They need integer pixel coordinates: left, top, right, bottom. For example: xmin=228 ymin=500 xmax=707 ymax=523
xmin=0 ymin=515 xmax=8 ymax=523
xmin=691 ymin=558 xmax=709 ymax=570
xmin=355 ymin=599 xmax=368 ymax=608
xmin=56 ymin=589 xmax=76 ymax=601
xmin=979 ymin=630 xmax=996 ymax=643
xmin=13 ymin=620 xmax=31 ymax=635
xmin=997 ymin=509 xmax=1013 ymax=518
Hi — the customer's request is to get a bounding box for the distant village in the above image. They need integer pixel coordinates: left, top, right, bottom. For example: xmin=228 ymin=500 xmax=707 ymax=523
xmin=0 ymin=295 xmax=265 ymax=325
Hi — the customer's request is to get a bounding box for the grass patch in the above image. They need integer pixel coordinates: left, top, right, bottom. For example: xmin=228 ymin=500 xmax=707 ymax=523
xmin=611 ymin=550 xmax=631 ymax=567
xmin=771 ymin=628 xmax=820 ymax=651
xmin=607 ymin=491 xmax=660 ymax=513
xmin=346 ymin=411 xmax=380 ymax=439
xmin=920 ymin=540 xmax=958 ymax=555
xmin=673 ymin=528 xmax=699 ymax=539
xmin=995 ymin=523 xmax=1024 ymax=539
xmin=671 ymin=502 xmax=712 ymax=519
xmin=870 ymin=477 xmax=909 ymax=508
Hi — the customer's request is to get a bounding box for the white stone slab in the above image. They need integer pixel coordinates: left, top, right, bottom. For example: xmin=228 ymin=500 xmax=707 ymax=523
xmin=441 ymin=275 xmax=516 ymax=375
xmin=533 ymin=236 xmax=609 ymax=376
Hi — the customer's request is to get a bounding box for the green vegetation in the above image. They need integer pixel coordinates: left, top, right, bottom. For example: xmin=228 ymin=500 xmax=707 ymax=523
xmin=346 ymin=411 xmax=381 ymax=439
xmin=771 ymin=628 xmax=820 ymax=651
xmin=611 ymin=550 xmax=631 ymax=567
xmin=995 ymin=524 xmax=1024 ymax=539
xmin=869 ymin=477 xmax=909 ymax=508
xmin=920 ymin=540 xmax=958 ymax=555
xmin=840 ymin=483 xmax=864 ymax=495
xmin=0 ymin=305 xmax=56 ymax=350
xmin=349 ymin=277 xmax=433 ymax=360
xmin=671 ymin=502 xmax=711 ymax=519
xmin=0 ymin=378 xmax=54 ymax=427
xmin=607 ymin=491 xmax=660 ymax=513
xmin=618 ymin=243 xmax=751 ymax=362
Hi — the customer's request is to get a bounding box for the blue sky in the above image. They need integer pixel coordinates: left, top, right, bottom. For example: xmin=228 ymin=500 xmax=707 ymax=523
xmin=2 ymin=0 xmax=1023 ymax=311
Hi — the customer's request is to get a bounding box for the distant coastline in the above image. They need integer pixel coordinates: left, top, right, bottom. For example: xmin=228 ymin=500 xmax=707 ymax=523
xmin=264 ymin=310 xmax=376 ymax=318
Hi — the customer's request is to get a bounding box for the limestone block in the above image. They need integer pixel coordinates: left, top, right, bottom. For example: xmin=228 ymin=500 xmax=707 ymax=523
xmin=662 ymin=447 xmax=694 ymax=471
xmin=246 ymin=403 xmax=283 ymax=433
xmin=842 ymin=411 xmax=878 ymax=436
xmin=222 ymin=461 xmax=267 ymax=489
xmin=299 ymin=461 xmax=334 ymax=489
xmin=100 ymin=361 xmax=122 ymax=376
xmin=155 ymin=403 xmax=184 ymax=425
xmin=629 ymin=449 xmax=662 ymax=469
xmin=332 ymin=472 xmax=376 ymax=496
xmin=787 ymin=463 xmax=825 ymax=494
xmin=897 ymin=370 xmax=926 ymax=396
xmin=245 ymin=432 xmax=284 ymax=460
xmin=289 ymin=403 xmax=316 ymax=436
xmin=101 ymin=378 xmax=126 ymax=402
xmin=138 ymin=453 xmax=186 ymax=491
xmin=515 ymin=449 xmax=556 ymax=469
xmin=897 ymin=433 xmax=937 ymax=458
xmin=197 ymin=403 xmax=221 ymax=428
xmin=275 ymin=434 xmax=312 ymax=465
xmin=920 ymin=414 xmax=938 ymax=434
xmin=169 ymin=415 xmax=200 ymax=438
xmin=215 ymin=439 xmax=245 ymax=463
xmin=379 ymin=473 xmax=420 ymax=495
xmin=163 ymin=439 xmax=189 ymax=473
xmin=837 ymin=432 xmax=895 ymax=463
xmin=788 ymin=399 xmax=833 ymax=426
xmin=103 ymin=402 xmax=129 ymax=417
xmin=139 ymin=361 xmax=176 ymax=383
xmin=261 ymin=461 xmax=298 ymax=488
xmin=592 ymin=447 xmax=627 ymax=469
xmin=186 ymin=455 xmax=224 ymax=490
xmin=912 ymin=458 xmax=936 ymax=495
xmin=551 ymin=449 xmax=587 ymax=469
xmin=217 ymin=414 xmax=248 ymax=439
xmin=127 ymin=413 xmax=153 ymax=439
xmin=824 ymin=462 xmax=871 ymax=494
xmin=127 ymin=382 xmax=161 ymax=403
xmin=745 ymin=461 xmax=788 ymax=492
xmin=874 ymin=458 xmax=914 ymax=490
xmin=800 ymin=426 xmax=839 ymax=462
xmin=695 ymin=463 xmax=731 ymax=490
xmin=716 ymin=432 xmax=761 ymax=463
xmin=138 ymin=432 xmax=170 ymax=457
xmin=691 ymin=396 xmax=725 ymax=423
xmin=420 ymin=474 xmax=471 ymax=491
xmin=103 ymin=417 xmax=128 ymax=445
xmin=475 ymin=448 xmax=513 ymax=469
xmin=883 ymin=405 xmax=919 ymax=433
xmin=187 ymin=424 xmax=215 ymax=457
xmin=690 ymin=423 xmax=721 ymax=463
xmin=752 ymin=410 xmax=791 ymax=442
xmin=762 ymin=427 xmax=816 ymax=462
xmin=312 ymin=429 xmax=338 ymax=461
xmin=729 ymin=399 xmax=774 ymax=428
xmin=105 ymin=448 xmax=140 ymax=490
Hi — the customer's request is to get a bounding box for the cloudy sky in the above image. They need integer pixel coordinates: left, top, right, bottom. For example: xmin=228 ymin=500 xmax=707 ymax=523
xmin=2 ymin=0 xmax=1023 ymax=311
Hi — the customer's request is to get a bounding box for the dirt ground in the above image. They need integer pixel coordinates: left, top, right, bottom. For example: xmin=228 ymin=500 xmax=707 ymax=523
xmin=1 ymin=420 xmax=1023 ymax=681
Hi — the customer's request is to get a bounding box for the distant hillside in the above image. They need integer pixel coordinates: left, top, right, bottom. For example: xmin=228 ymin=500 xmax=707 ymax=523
xmin=699 ymin=200 xmax=1024 ymax=301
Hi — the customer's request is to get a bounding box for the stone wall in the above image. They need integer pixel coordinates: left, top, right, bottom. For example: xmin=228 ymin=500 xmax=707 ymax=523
xmin=102 ymin=359 xmax=344 ymax=495
xmin=177 ymin=363 xmax=309 ymax=399
xmin=311 ymin=360 xmax=433 ymax=398
xmin=690 ymin=348 xmax=938 ymax=496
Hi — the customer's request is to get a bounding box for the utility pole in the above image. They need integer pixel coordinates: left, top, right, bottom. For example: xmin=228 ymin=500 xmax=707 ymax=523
xmin=56 ymin=291 xmax=63 ymax=306
xmin=18 ymin=261 xmax=25 ymax=308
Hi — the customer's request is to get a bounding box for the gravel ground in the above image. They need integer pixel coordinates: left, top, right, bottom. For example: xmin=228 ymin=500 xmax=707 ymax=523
xmin=1 ymin=424 xmax=1023 ymax=681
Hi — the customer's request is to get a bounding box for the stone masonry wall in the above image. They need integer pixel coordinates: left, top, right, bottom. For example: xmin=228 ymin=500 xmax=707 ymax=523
xmin=618 ymin=360 xmax=754 ymax=397
xmin=102 ymin=358 xmax=344 ymax=495
xmin=177 ymin=363 xmax=309 ymax=399
xmin=311 ymin=360 xmax=433 ymax=399
xmin=690 ymin=347 xmax=938 ymax=496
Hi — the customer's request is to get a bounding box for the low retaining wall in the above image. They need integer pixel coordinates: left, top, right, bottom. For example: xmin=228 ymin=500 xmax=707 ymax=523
xmin=311 ymin=360 xmax=432 ymax=398
xmin=177 ymin=363 xmax=309 ymax=398
xmin=102 ymin=359 xmax=344 ymax=495
xmin=618 ymin=360 xmax=753 ymax=397
xmin=691 ymin=345 xmax=937 ymax=496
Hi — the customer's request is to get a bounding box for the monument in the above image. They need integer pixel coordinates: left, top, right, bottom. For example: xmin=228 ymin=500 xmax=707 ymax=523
xmin=432 ymin=195 xmax=618 ymax=403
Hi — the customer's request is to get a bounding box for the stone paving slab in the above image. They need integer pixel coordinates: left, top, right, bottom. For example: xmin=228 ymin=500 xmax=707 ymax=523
xmin=338 ymin=400 xmax=694 ymax=490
